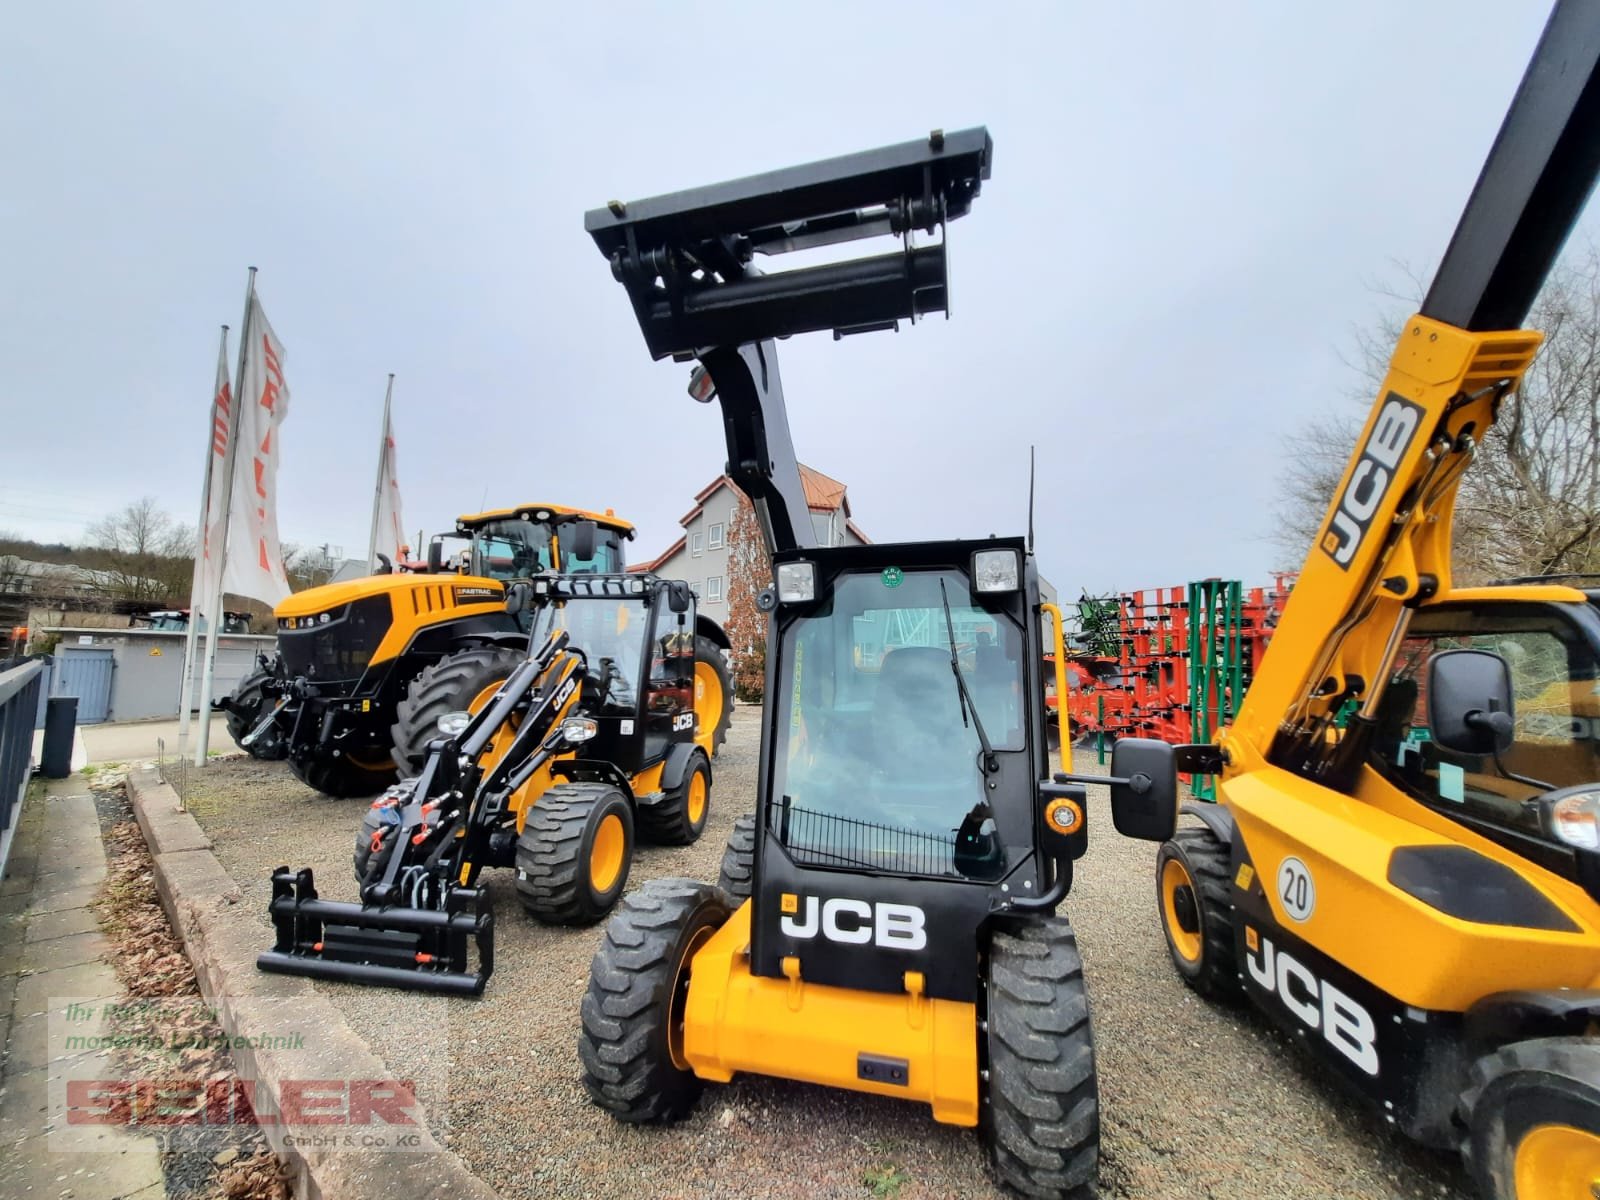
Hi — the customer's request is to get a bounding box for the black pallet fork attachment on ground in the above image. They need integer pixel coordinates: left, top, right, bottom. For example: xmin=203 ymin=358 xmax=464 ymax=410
xmin=256 ymin=628 xmax=581 ymax=997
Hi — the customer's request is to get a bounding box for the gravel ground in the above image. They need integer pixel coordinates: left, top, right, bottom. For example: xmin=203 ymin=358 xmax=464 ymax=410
xmin=181 ymin=710 xmax=1473 ymax=1200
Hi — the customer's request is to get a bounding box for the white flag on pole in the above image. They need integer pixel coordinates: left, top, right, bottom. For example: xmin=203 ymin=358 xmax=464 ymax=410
xmin=195 ymin=335 xmax=233 ymax=620
xmin=223 ymin=295 xmax=292 ymax=605
xmin=374 ymin=405 xmax=407 ymax=565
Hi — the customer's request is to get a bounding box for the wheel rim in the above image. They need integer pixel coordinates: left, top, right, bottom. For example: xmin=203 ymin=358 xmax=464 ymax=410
xmin=1161 ymin=856 xmax=1203 ymax=963
xmin=588 ymin=812 xmax=626 ymax=894
xmin=342 ymin=752 xmax=396 ymax=772
xmin=668 ymin=924 xmax=717 ymax=1071
xmin=687 ymin=771 xmax=708 ymax=827
xmin=693 ymin=661 xmax=723 ymax=751
xmin=1514 ymin=1123 xmax=1600 ymax=1198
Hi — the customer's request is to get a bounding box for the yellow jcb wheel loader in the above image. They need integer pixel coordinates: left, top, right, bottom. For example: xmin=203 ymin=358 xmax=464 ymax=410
xmin=256 ymin=571 xmax=714 ymax=995
xmin=1151 ymin=6 xmax=1600 ymax=1198
xmin=576 ymin=129 xmax=1183 ymax=1198
xmin=235 ymin=502 xmax=732 ymax=797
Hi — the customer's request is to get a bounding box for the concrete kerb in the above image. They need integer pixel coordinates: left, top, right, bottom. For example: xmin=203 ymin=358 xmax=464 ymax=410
xmin=124 ymin=767 xmax=496 ymax=1200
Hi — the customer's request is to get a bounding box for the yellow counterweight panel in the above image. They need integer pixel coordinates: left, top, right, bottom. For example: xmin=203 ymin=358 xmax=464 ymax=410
xmin=681 ymin=904 xmax=980 ymax=1126
xmin=1222 ymin=764 xmax=1600 ymax=1012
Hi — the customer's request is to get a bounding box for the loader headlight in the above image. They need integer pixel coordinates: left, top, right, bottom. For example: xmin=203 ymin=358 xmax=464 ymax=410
xmin=776 ymin=561 xmax=816 ymax=604
xmin=973 ymin=549 xmax=1020 ymax=593
xmin=436 ymin=710 xmax=472 ymax=737
xmin=561 ymin=717 xmax=598 ymax=744
xmin=1541 ymin=786 xmax=1600 ymax=852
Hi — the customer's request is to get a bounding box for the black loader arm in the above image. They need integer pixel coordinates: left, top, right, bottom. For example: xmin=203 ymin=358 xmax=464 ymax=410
xmin=586 ymin=128 xmax=992 ymax=555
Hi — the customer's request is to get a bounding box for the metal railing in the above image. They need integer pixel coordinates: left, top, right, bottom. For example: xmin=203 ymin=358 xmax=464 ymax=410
xmin=767 ymin=799 xmax=957 ymax=876
xmin=0 ymin=659 xmax=46 ymax=872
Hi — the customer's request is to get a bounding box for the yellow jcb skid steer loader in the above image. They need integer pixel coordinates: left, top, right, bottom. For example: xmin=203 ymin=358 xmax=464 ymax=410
xmin=1151 ymin=5 xmax=1600 ymax=1198
xmin=576 ymin=129 xmax=1183 ymax=1198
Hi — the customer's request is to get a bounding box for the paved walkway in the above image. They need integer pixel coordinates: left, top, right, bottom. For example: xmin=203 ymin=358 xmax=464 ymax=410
xmin=30 ymin=714 xmax=234 ymax=775
xmin=0 ymin=777 xmax=164 ymax=1199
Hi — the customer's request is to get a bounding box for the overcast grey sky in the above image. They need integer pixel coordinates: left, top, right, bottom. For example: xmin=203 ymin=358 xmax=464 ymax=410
xmin=3 ymin=2 xmax=1587 ymax=596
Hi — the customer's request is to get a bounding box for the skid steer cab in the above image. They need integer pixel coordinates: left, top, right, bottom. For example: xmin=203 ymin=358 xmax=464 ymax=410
xmin=256 ymin=572 xmax=716 ymax=996
xmin=580 ymin=540 xmax=1180 ymax=1195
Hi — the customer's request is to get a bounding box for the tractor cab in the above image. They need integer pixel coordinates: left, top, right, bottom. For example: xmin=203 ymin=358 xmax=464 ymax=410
xmin=437 ymin=504 xmax=635 ymax=581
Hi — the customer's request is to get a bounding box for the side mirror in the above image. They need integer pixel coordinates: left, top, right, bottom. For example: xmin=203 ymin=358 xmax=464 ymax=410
xmin=504 ymin=582 xmax=533 ymax=617
xmin=567 ymin=520 xmax=598 ymax=564
xmin=427 ymin=538 xmax=445 ymax=574
xmin=1107 ymin=738 xmax=1179 ymax=841
xmin=1427 ymin=649 xmax=1515 ymax=755
xmin=667 ymin=582 xmax=691 ymax=614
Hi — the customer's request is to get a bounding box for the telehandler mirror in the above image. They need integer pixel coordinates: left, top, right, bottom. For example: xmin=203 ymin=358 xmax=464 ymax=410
xmin=427 ymin=538 xmax=445 ymax=574
xmin=1107 ymin=738 xmax=1179 ymax=840
xmin=1427 ymin=649 xmax=1515 ymax=755
xmin=666 ymin=582 xmax=691 ymax=614
xmin=503 ymin=582 xmax=533 ymax=617
xmin=567 ymin=520 xmax=598 ymax=564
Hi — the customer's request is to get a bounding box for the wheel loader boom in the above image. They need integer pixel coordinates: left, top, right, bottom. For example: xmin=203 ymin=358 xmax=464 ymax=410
xmin=1234 ymin=0 xmax=1600 ymax=781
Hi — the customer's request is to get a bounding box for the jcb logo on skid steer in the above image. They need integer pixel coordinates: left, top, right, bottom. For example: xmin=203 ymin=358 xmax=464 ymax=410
xmin=1245 ymin=928 xmax=1378 ymax=1076
xmin=779 ymin=895 xmax=927 ymax=951
xmin=1321 ymin=393 xmax=1423 ymax=569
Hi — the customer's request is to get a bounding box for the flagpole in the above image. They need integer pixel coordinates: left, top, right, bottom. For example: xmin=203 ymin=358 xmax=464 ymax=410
xmin=195 ymin=267 xmax=257 ymax=766
xmin=366 ymin=373 xmax=395 ymax=573
xmin=178 ymin=324 xmax=229 ymax=757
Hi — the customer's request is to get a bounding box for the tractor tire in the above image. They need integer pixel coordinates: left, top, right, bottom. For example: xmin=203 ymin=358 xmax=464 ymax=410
xmin=223 ymin=666 xmax=287 ymax=761
xmin=285 ymin=748 xmax=397 ymax=799
xmin=636 ymin=752 xmax=711 ymax=847
xmin=579 ymin=877 xmax=732 ymax=1123
xmin=1461 ymin=1037 xmax=1600 ymax=1200
xmin=1155 ymin=824 xmax=1242 ymax=1001
xmin=693 ymin=635 xmax=733 ymax=758
xmin=983 ymin=919 xmax=1099 ymax=1199
xmin=391 ymin=645 xmax=525 ymax=773
xmin=515 ymin=782 xmax=633 ymax=925
xmin=717 ymin=814 xmax=756 ymax=902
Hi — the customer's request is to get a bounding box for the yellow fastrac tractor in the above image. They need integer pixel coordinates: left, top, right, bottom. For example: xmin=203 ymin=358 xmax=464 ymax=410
xmin=257 ymin=570 xmax=716 ymax=995
xmin=233 ymin=503 xmax=732 ymax=797
xmin=1150 ymin=6 xmax=1600 ymax=1198
xmin=576 ymin=130 xmax=1183 ymax=1197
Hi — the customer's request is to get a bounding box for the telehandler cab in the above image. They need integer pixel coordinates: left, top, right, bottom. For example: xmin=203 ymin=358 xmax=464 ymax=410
xmin=1150 ymin=5 xmax=1600 ymax=1197
xmin=256 ymin=570 xmax=716 ymax=995
xmin=578 ymin=129 xmax=1182 ymax=1197
xmin=235 ymin=502 xmax=732 ymax=797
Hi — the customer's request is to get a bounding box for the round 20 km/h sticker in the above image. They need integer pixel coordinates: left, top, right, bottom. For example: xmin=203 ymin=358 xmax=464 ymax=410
xmin=1277 ymin=857 xmax=1316 ymax=923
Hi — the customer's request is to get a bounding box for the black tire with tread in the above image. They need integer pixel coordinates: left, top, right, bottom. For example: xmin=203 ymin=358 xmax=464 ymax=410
xmin=579 ymin=877 xmax=732 ymax=1123
xmin=224 ymin=666 xmax=287 ymax=760
xmin=636 ymin=753 xmax=711 ymax=847
xmin=391 ymin=645 xmax=525 ymax=773
xmin=1156 ymin=824 xmax=1243 ymax=1001
xmin=983 ymin=919 xmax=1099 ymax=1199
xmin=515 ymin=782 xmax=633 ymax=925
xmin=694 ymin=635 xmax=734 ymax=757
xmin=1460 ymin=1036 xmax=1600 ymax=1200
xmin=286 ymin=749 xmax=397 ymax=798
xmin=717 ymin=814 xmax=756 ymax=901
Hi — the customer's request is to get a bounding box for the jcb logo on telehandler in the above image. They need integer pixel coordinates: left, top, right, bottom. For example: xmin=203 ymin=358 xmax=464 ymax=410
xmin=779 ymin=895 xmax=928 ymax=950
xmin=1245 ymin=928 xmax=1378 ymax=1076
xmin=1321 ymin=393 xmax=1423 ymax=569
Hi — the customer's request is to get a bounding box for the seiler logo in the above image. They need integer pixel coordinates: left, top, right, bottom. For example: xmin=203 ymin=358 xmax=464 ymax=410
xmin=1320 ymin=393 xmax=1424 ymax=569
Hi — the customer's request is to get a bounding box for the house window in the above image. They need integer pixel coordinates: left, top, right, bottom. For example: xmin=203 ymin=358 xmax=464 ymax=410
xmin=708 ymin=522 xmax=725 ymax=550
xmin=691 ymin=532 xmax=703 ymax=557
xmin=706 ymin=576 xmax=723 ymax=603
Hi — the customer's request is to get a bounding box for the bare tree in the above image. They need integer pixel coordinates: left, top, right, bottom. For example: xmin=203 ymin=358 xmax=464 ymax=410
xmin=1275 ymin=245 xmax=1600 ymax=583
xmin=723 ymin=488 xmax=770 ymax=702
xmin=283 ymin=543 xmax=339 ymax=592
xmin=84 ymin=497 xmax=196 ymax=604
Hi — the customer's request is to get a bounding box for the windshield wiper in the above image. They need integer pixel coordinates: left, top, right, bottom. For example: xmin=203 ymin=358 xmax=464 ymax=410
xmin=940 ymin=579 xmax=999 ymax=775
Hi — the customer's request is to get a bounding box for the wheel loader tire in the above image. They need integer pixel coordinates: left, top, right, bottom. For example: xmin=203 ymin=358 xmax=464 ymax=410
xmin=636 ymin=752 xmax=711 ymax=847
xmin=579 ymin=877 xmax=732 ymax=1123
xmin=1155 ymin=824 xmax=1242 ymax=1001
xmin=983 ymin=918 xmax=1099 ymax=1199
xmin=515 ymin=782 xmax=633 ymax=925
xmin=1461 ymin=1036 xmax=1600 ymax=1200
xmin=693 ymin=635 xmax=733 ymax=758
xmin=717 ymin=814 xmax=756 ymax=902
xmin=391 ymin=645 xmax=525 ymax=773
xmin=353 ymin=805 xmax=387 ymax=882
xmin=285 ymin=748 xmax=397 ymax=799
xmin=223 ymin=666 xmax=287 ymax=760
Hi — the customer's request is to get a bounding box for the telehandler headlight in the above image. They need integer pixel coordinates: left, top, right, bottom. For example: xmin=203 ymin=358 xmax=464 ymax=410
xmin=561 ymin=717 xmax=598 ymax=743
xmin=973 ymin=549 xmax=1020 ymax=593
xmin=1542 ymin=786 xmax=1600 ymax=851
xmin=436 ymin=710 xmax=472 ymax=737
xmin=776 ymin=561 xmax=817 ymax=604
